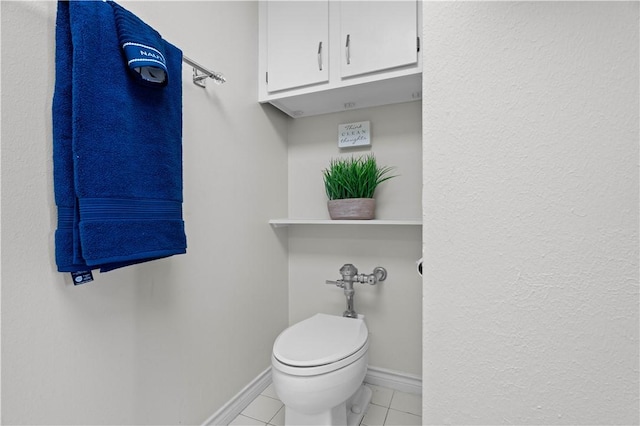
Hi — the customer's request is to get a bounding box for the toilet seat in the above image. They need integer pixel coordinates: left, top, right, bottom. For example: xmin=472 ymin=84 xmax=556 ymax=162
xmin=272 ymin=313 xmax=369 ymax=376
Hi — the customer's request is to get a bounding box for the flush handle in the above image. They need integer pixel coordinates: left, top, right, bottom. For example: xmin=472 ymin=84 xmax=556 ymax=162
xmin=326 ymin=279 xmax=345 ymax=288
xmin=345 ymin=34 xmax=351 ymax=65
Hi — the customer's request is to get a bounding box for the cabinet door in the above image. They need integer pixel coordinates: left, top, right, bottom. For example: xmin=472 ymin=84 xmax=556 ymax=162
xmin=266 ymin=1 xmax=329 ymax=93
xmin=340 ymin=1 xmax=418 ymax=78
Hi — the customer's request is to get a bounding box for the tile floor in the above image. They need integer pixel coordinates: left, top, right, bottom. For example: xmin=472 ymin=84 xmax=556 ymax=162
xmin=229 ymin=383 xmax=422 ymax=426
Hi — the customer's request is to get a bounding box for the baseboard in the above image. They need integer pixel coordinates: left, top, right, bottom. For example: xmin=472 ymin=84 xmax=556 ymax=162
xmin=201 ymin=367 xmax=272 ymax=426
xmin=364 ymin=365 xmax=422 ymax=395
xmin=201 ymin=365 xmax=421 ymax=425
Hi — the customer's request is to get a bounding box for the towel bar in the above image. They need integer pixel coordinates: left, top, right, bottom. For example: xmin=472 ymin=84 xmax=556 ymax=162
xmin=183 ymin=55 xmax=226 ymax=88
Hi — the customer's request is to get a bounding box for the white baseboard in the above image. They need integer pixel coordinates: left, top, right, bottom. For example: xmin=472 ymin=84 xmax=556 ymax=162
xmin=364 ymin=365 xmax=422 ymax=395
xmin=201 ymin=367 xmax=272 ymax=426
xmin=201 ymin=365 xmax=421 ymax=425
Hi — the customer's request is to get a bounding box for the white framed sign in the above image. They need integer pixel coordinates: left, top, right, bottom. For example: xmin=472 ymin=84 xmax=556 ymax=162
xmin=338 ymin=121 xmax=370 ymax=148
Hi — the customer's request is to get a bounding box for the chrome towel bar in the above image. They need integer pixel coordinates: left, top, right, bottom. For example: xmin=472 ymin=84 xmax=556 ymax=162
xmin=183 ymin=55 xmax=226 ymax=88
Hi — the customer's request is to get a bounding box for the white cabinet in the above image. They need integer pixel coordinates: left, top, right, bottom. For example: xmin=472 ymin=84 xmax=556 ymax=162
xmin=339 ymin=1 xmax=418 ymax=78
xmin=258 ymin=0 xmax=421 ymax=118
xmin=265 ymin=1 xmax=329 ymax=92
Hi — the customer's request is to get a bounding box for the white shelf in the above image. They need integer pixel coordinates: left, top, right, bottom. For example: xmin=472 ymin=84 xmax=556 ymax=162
xmin=269 ymin=219 xmax=422 ymax=228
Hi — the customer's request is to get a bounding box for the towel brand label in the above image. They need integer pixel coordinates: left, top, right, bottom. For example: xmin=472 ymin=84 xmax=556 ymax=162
xmin=71 ymin=270 xmax=94 ymax=285
xmin=139 ymin=49 xmax=162 ymax=61
xmin=122 ymin=43 xmax=168 ymax=73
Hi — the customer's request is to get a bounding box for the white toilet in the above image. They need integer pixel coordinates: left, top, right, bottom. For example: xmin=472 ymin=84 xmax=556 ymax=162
xmin=271 ymin=313 xmax=372 ymax=426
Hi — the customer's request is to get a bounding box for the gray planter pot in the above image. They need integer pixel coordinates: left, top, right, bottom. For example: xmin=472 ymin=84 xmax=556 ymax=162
xmin=327 ymin=198 xmax=375 ymax=220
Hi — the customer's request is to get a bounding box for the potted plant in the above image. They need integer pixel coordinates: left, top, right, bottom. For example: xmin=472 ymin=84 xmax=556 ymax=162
xmin=322 ymin=154 xmax=396 ymax=220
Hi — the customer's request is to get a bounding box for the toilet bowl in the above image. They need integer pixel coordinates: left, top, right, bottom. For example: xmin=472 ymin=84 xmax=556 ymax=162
xmin=271 ymin=313 xmax=372 ymax=426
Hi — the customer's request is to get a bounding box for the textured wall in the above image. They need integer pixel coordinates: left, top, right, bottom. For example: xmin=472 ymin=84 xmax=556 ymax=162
xmin=287 ymin=101 xmax=423 ymax=375
xmin=422 ymin=2 xmax=639 ymax=424
xmin=1 ymin=2 xmax=289 ymax=424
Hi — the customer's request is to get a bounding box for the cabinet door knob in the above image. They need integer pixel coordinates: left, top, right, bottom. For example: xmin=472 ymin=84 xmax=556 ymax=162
xmin=345 ymin=34 xmax=351 ymax=65
xmin=317 ymin=41 xmax=323 ymax=71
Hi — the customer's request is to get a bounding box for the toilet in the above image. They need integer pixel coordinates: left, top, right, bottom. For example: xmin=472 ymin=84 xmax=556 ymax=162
xmin=271 ymin=313 xmax=372 ymax=426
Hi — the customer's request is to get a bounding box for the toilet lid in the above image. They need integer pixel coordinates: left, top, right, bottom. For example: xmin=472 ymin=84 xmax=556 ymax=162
xmin=273 ymin=313 xmax=368 ymax=367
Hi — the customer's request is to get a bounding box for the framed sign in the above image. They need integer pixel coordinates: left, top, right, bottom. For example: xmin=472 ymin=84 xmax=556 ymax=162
xmin=338 ymin=121 xmax=370 ymax=148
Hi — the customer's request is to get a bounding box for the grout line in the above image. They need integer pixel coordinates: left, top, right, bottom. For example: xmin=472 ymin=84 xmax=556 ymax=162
xmin=260 ymin=394 xmax=281 ymax=402
xmin=381 ymin=389 xmax=394 ymax=425
xmin=266 ymin=406 xmax=283 ymax=425
xmin=241 ymin=413 xmax=267 ymax=423
xmin=388 ymin=389 xmax=396 ymax=409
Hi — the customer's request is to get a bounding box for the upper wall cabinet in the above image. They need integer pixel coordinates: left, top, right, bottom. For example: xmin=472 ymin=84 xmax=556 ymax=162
xmin=266 ymin=1 xmax=329 ymax=92
xmin=339 ymin=1 xmax=417 ymax=78
xmin=258 ymin=1 xmax=422 ymax=118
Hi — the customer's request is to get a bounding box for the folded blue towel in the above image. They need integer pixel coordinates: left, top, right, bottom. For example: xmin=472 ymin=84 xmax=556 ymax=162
xmin=112 ymin=1 xmax=170 ymax=87
xmin=53 ymin=1 xmax=186 ymax=274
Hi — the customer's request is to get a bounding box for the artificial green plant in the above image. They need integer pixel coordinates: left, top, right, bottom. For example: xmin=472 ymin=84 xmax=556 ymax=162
xmin=322 ymin=154 xmax=396 ymax=200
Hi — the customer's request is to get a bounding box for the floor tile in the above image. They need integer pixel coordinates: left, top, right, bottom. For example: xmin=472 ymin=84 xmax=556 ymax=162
xmin=229 ymin=414 xmax=266 ymax=426
xmin=360 ymin=402 xmax=388 ymax=426
xmin=384 ymin=409 xmax=422 ymax=426
xmin=261 ymin=383 xmax=280 ymax=400
xmin=235 ymin=381 xmax=422 ymax=426
xmin=241 ymin=395 xmax=284 ymax=423
xmin=389 ymin=390 xmax=421 ymax=416
xmin=269 ymin=405 xmax=285 ymax=426
xmin=366 ymin=384 xmax=394 ymax=407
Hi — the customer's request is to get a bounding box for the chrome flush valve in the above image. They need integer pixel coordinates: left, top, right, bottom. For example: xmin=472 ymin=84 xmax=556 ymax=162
xmin=326 ymin=264 xmax=387 ymax=318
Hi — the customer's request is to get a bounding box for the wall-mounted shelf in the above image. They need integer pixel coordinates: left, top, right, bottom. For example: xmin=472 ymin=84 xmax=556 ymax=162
xmin=269 ymin=219 xmax=422 ymax=228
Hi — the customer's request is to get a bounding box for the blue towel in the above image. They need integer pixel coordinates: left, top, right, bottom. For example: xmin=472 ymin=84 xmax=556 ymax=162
xmin=53 ymin=1 xmax=186 ymax=273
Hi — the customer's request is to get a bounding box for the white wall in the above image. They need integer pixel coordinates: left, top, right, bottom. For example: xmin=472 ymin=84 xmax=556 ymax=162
xmin=422 ymin=2 xmax=639 ymax=425
xmin=1 ymin=2 xmax=289 ymax=424
xmin=287 ymin=101 xmax=423 ymax=375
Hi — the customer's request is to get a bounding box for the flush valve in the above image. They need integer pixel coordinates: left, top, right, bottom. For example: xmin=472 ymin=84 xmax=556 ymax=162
xmin=325 ymin=264 xmax=387 ymax=318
